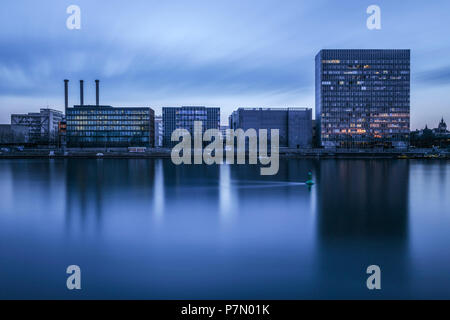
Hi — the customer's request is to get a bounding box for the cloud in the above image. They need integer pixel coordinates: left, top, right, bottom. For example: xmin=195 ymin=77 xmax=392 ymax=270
xmin=416 ymin=66 xmax=450 ymax=85
xmin=0 ymin=0 xmax=449 ymax=128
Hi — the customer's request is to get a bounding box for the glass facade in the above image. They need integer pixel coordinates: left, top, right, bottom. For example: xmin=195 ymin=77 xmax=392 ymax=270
xmin=162 ymin=106 xmax=220 ymax=147
xmin=315 ymin=49 xmax=410 ymax=148
xmin=66 ymin=105 xmax=154 ymax=148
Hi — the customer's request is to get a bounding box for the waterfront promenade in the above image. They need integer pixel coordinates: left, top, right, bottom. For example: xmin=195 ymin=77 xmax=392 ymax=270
xmin=0 ymin=148 xmax=448 ymax=159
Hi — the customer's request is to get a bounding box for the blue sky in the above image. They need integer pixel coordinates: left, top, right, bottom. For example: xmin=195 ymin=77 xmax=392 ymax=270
xmin=0 ymin=0 xmax=449 ymax=129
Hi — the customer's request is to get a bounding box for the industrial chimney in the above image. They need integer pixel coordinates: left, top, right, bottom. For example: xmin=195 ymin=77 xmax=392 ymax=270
xmin=64 ymin=79 xmax=69 ymax=114
xmin=95 ymin=80 xmax=100 ymax=106
xmin=80 ymin=80 xmax=84 ymax=106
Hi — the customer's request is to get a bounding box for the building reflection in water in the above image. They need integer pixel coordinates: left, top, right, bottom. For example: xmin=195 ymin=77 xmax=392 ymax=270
xmin=219 ymin=164 xmax=237 ymax=224
xmin=4 ymin=158 xmax=439 ymax=298
xmin=4 ymin=159 xmax=67 ymax=221
xmin=64 ymin=159 xmax=156 ymax=233
xmin=314 ymin=160 xmax=411 ymax=298
xmin=153 ymin=159 xmax=165 ymax=223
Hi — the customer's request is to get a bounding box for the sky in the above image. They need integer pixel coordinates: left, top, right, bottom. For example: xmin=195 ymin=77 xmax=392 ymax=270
xmin=0 ymin=0 xmax=449 ymax=129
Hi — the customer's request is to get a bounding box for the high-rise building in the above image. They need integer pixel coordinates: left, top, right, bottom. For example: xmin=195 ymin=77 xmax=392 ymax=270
xmin=315 ymin=49 xmax=410 ymax=148
xmin=229 ymin=108 xmax=313 ymax=149
xmin=11 ymin=108 xmax=64 ymax=145
xmin=162 ymin=106 xmax=220 ymax=147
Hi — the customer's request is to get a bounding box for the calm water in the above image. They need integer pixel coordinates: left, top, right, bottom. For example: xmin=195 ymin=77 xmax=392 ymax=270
xmin=0 ymin=158 xmax=449 ymax=299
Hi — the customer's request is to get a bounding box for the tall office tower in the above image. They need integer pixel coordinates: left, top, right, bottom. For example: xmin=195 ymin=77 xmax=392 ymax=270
xmin=315 ymin=49 xmax=410 ymax=148
xmin=162 ymin=106 xmax=220 ymax=147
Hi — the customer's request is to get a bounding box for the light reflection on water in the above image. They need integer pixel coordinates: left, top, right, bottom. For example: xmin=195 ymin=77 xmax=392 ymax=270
xmin=0 ymin=159 xmax=449 ymax=299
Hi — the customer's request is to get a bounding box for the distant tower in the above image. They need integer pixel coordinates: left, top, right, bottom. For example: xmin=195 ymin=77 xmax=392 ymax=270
xmin=64 ymin=79 xmax=69 ymax=115
xmin=95 ymin=80 xmax=100 ymax=106
xmin=438 ymin=117 xmax=447 ymax=133
xmin=80 ymin=80 xmax=84 ymax=106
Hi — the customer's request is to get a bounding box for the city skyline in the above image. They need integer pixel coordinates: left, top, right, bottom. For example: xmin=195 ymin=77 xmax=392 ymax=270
xmin=1 ymin=0 xmax=449 ymax=129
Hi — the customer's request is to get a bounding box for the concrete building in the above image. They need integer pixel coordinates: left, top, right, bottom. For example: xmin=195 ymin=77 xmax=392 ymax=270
xmin=316 ymin=49 xmax=410 ymax=149
xmin=154 ymin=115 xmax=163 ymax=147
xmin=162 ymin=106 xmax=220 ymax=147
xmin=65 ymin=80 xmax=155 ymax=148
xmin=229 ymin=108 xmax=313 ymax=149
xmin=0 ymin=124 xmax=29 ymax=145
xmin=11 ymin=108 xmax=64 ymax=145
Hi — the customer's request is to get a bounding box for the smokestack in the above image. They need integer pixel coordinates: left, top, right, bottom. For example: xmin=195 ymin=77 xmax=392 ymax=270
xmin=64 ymin=79 xmax=69 ymax=113
xmin=95 ymin=80 xmax=99 ymax=106
xmin=79 ymin=80 xmax=84 ymax=106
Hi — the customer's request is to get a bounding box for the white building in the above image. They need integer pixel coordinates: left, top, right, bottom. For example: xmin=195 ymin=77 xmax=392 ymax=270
xmin=11 ymin=108 xmax=63 ymax=145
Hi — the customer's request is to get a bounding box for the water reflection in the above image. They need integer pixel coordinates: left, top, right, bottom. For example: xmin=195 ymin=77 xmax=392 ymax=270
xmin=314 ymin=160 xmax=410 ymax=298
xmin=153 ymin=159 xmax=165 ymax=223
xmin=1 ymin=158 xmax=450 ymax=299
xmin=64 ymin=159 xmax=156 ymax=233
xmin=316 ymin=160 xmax=409 ymax=239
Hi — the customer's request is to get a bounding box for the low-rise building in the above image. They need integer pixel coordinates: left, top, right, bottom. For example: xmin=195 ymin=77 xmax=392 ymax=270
xmin=64 ymin=79 xmax=155 ymax=148
xmin=66 ymin=105 xmax=155 ymax=148
xmin=11 ymin=108 xmax=63 ymax=145
xmin=229 ymin=107 xmax=313 ymax=149
xmin=162 ymin=106 xmax=220 ymax=147
xmin=0 ymin=124 xmax=29 ymax=145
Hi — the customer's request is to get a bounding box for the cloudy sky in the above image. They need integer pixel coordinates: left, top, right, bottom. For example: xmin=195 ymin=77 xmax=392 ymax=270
xmin=0 ymin=0 xmax=449 ymax=129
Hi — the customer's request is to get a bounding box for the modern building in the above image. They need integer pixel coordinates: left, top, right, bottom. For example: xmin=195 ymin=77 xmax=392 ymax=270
xmin=66 ymin=105 xmax=154 ymax=148
xmin=229 ymin=108 xmax=312 ymax=148
xmin=154 ymin=115 xmax=163 ymax=147
xmin=65 ymin=80 xmax=154 ymax=148
xmin=315 ymin=49 xmax=410 ymax=148
xmin=11 ymin=108 xmax=64 ymax=145
xmin=162 ymin=106 xmax=220 ymax=147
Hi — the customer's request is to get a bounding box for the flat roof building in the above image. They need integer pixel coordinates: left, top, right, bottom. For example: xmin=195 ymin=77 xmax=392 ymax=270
xmin=11 ymin=108 xmax=63 ymax=145
xmin=315 ymin=49 xmax=410 ymax=148
xmin=64 ymin=79 xmax=154 ymax=148
xmin=0 ymin=124 xmax=29 ymax=145
xmin=229 ymin=107 xmax=313 ymax=149
xmin=162 ymin=106 xmax=220 ymax=147
xmin=66 ymin=105 xmax=154 ymax=148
